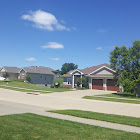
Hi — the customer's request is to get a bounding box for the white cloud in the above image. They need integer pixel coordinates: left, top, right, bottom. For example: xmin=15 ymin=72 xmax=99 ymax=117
xmin=22 ymin=10 xmax=69 ymax=31
xmin=25 ymin=57 xmax=37 ymax=62
xmin=96 ymin=47 xmax=104 ymax=50
xmin=41 ymin=42 xmax=64 ymax=49
xmin=48 ymin=57 xmax=60 ymax=61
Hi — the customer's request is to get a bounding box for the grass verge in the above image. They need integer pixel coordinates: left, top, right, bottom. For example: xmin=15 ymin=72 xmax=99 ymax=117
xmin=0 ymin=113 xmax=140 ymax=140
xmin=0 ymin=81 xmax=70 ymax=93
xmin=98 ymin=93 xmax=140 ymax=99
xmin=83 ymin=96 xmax=140 ymax=104
xmin=49 ymin=110 xmax=140 ymax=127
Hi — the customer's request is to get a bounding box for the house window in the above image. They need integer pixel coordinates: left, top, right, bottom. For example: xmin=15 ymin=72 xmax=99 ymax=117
xmin=40 ymin=75 xmax=42 ymax=78
xmin=67 ymin=78 xmax=72 ymax=85
xmin=21 ymin=73 xmax=25 ymax=79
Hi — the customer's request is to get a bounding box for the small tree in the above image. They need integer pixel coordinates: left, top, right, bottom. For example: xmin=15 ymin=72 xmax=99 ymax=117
xmin=26 ymin=75 xmax=31 ymax=83
xmin=2 ymin=72 xmax=9 ymax=79
xmin=76 ymin=77 xmax=88 ymax=88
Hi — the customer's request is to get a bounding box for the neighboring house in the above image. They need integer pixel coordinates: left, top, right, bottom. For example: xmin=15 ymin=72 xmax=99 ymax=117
xmin=19 ymin=66 xmax=57 ymax=87
xmin=0 ymin=66 xmax=20 ymax=80
xmin=62 ymin=63 xmax=123 ymax=91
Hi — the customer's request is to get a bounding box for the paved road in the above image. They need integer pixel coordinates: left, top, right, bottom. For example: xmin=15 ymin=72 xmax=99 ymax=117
xmin=0 ymin=88 xmax=140 ymax=117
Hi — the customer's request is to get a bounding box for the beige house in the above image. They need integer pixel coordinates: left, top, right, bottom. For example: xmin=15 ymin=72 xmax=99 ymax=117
xmin=0 ymin=66 xmax=20 ymax=80
xmin=62 ymin=63 xmax=123 ymax=91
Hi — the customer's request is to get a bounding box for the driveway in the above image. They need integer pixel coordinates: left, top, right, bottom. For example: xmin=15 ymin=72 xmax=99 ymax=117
xmin=0 ymin=88 xmax=140 ymax=117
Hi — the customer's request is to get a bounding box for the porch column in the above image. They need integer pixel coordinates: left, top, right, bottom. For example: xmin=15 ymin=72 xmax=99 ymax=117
xmin=104 ymin=78 xmax=107 ymax=91
xmin=81 ymin=75 xmax=82 ymax=87
xmin=72 ymin=74 xmax=74 ymax=88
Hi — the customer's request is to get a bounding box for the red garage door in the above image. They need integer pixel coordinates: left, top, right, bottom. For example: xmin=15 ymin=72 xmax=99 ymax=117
xmin=107 ymin=79 xmax=119 ymax=91
xmin=92 ymin=79 xmax=103 ymax=90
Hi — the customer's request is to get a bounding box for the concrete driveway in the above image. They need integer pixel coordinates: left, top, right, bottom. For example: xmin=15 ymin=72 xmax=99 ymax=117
xmin=0 ymin=88 xmax=140 ymax=117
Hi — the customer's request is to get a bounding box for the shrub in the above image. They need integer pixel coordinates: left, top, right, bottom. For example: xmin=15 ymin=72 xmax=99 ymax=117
xmin=26 ymin=75 xmax=31 ymax=83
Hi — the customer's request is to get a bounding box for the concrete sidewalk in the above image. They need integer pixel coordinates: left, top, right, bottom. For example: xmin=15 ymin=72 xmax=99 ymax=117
xmin=1 ymin=100 xmax=140 ymax=134
xmin=32 ymin=111 xmax=140 ymax=134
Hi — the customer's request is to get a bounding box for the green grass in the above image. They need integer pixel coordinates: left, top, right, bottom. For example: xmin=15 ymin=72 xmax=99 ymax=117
xmin=83 ymin=96 xmax=140 ymax=104
xmin=0 ymin=113 xmax=140 ymax=140
xmin=0 ymin=81 xmax=70 ymax=93
xmin=98 ymin=93 xmax=140 ymax=99
xmin=49 ymin=110 xmax=140 ymax=127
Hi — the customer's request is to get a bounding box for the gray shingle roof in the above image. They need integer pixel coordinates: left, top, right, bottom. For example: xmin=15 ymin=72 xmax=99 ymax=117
xmin=22 ymin=66 xmax=55 ymax=75
xmin=3 ymin=66 xmax=20 ymax=73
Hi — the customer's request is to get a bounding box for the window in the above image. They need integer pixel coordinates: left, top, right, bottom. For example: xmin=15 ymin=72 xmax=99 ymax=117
xmin=21 ymin=73 xmax=25 ymax=79
xmin=40 ymin=75 xmax=42 ymax=78
xmin=67 ymin=78 xmax=72 ymax=85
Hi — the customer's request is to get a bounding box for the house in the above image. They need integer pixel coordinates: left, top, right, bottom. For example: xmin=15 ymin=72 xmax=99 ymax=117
xmin=62 ymin=63 xmax=123 ymax=91
xmin=19 ymin=66 xmax=57 ymax=87
xmin=0 ymin=66 xmax=20 ymax=80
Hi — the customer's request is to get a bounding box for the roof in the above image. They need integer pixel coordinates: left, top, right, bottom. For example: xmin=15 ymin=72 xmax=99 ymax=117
xmin=22 ymin=66 xmax=55 ymax=75
xmin=62 ymin=63 xmax=114 ymax=77
xmin=2 ymin=66 xmax=20 ymax=73
xmin=80 ymin=63 xmax=112 ymax=74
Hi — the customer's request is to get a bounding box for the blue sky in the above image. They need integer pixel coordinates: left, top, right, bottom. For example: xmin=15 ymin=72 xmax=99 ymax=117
xmin=0 ymin=0 xmax=140 ymax=70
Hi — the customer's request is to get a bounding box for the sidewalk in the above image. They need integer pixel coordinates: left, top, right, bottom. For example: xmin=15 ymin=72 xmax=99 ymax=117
xmin=31 ymin=111 xmax=140 ymax=134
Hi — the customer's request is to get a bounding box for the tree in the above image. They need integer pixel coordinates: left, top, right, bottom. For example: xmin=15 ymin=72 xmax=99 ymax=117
xmin=61 ymin=63 xmax=78 ymax=75
xmin=2 ymin=72 xmax=9 ymax=79
xmin=26 ymin=75 xmax=31 ymax=83
xmin=76 ymin=77 xmax=88 ymax=88
xmin=110 ymin=40 xmax=140 ymax=96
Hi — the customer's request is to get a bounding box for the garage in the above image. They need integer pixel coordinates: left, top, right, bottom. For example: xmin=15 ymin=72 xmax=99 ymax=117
xmin=92 ymin=79 xmax=103 ymax=90
xmin=107 ymin=79 xmax=119 ymax=91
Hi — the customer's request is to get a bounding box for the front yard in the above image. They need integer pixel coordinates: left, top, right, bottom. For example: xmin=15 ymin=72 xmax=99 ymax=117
xmin=0 ymin=81 xmax=70 ymax=93
xmin=0 ymin=113 xmax=140 ymax=140
xmin=83 ymin=92 xmax=140 ymax=104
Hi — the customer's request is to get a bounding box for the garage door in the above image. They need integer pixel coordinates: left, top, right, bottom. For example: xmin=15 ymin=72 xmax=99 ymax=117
xmin=92 ymin=79 xmax=103 ymax=90
xmin=107 ymin=79 xmax=119 ymax=91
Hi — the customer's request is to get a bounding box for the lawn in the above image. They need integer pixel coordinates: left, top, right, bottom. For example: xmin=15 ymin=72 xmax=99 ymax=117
xmin=83 ymin=95 xmax=140 ymax=104
xmin=98 ymin=93 xmax=140 ymax=99
xmin=49 ymin=110 xmax=140 ymax=127
xmin=0 ymin=113 xmax=140 ymax=140
xmin=0 ymin=81 xmax=70 ymax=93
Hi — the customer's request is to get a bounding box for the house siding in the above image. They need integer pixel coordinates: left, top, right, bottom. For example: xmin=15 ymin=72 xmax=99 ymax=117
xmin=27 ymin=73 xmax=54 ymax=86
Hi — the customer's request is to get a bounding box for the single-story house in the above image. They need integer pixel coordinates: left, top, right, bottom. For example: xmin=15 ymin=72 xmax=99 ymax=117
xmin=19 ymin=66 xmax=58 ymax=87
xmin=62 ymin=63 xmax=123 ymax=91
xmin=0 ymin=66 xmax=59 ymax=87
xmin=0 ymin=66 xmax=21 ymax=80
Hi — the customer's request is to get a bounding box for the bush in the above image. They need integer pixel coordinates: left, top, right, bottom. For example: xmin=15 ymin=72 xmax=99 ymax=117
xmin=54 ymin=77 xmax=63 ymax=88
xmin=26 ymin=75 xmax=31 ymax=83
xmin=51 ymin=85 xmax=54 ymax=88
xmin=78 ymin=87 xmax=85 ymax=90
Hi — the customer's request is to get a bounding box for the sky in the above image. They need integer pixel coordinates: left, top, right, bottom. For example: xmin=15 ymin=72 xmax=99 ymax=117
xmin=0 ymin=0 xmax=140 ymax=70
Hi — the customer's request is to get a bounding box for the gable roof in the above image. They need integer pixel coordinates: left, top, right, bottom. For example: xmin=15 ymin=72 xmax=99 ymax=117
xmin=80 ymin=63 xmax=113 ymax=75
xmin=22 ymin=66 xmax=55 ymax=75
xmin=62 ymin=63 xmax=115 ymax=77
xmin=2 ymin=66 xmax=20 ymax=73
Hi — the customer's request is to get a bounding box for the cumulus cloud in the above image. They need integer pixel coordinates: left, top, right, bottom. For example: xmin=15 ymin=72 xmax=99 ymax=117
xmin=22 ymin=10 xmax=69 ymax=31
xmin=25 ymin=57 xmax=37 ymax=62
xmin=48 ymin=57 xmax=60 ymax=61
xmin=96 ymin=47 xmax=104 ymax=50
xmin=41 ymin=42 xmax=64 ymax=49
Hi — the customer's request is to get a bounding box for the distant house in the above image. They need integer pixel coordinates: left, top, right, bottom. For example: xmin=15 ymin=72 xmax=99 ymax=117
xmin=0 ymin=66 xmax=59 ymax=87
xmin=0 ymin=66 xmax=20 ymax=80
xmin=62 ymin=63 xmax=123 ymax=91
xmin=19 ymin=66 xmax=58 ymax=87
